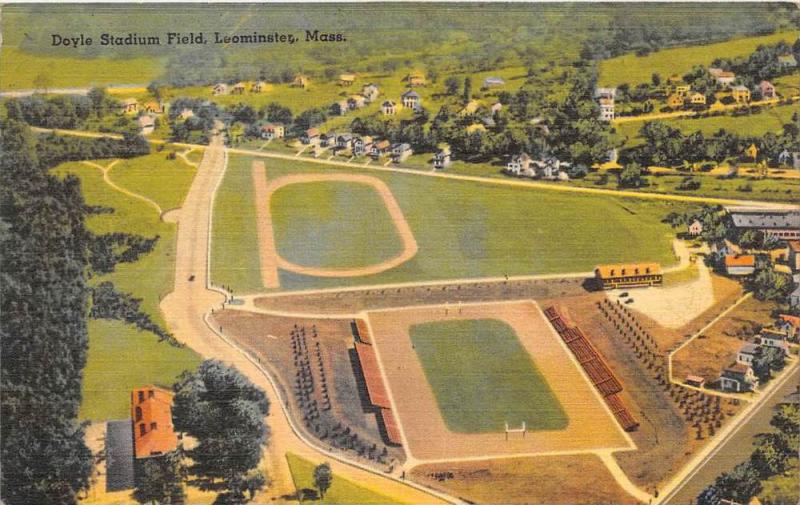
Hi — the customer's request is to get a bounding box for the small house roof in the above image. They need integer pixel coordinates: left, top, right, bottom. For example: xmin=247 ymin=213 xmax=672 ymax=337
xmin=594 ymin=262 xmax=662 ymax=279
xmin=382 ymin=100 xmax=396 ymax=107
xmin=339 ymin=73 xmax=356 ymax=80
xmin=724 ymin=255 xmax=756 ymax=267
xmin=739 ymin=343 xmax=759 ymax=355
xmin=686 ymin=374 xmax=705 ymax=383
xmin=121 ymin=98 xmax=138 ymax=106
xmin=401 ymin=90 xmax=421 ymax=99
xmin=724 ymin=362 xmax=752 ymax=375
xmin=779 ymin=314 xmax=800 ymax=328
xmin=374 ymin=139 xmax=391 ymax=149
xmin=305 ymin=127 xmax=320 ymax=136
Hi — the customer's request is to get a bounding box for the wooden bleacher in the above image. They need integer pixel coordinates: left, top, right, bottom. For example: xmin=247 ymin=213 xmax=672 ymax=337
xmin=545 ymin=306 xmax=638 ymax=432
xmin=353 ymin=319 xmax=372 ymax=344
xmin=353 ymin=340 xmax=404 ymax=445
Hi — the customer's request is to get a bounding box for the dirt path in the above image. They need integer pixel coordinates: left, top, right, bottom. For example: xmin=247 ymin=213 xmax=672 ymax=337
xmin=251 ymin=161 xmax=281 ymax=288
xmin=253 ymin=171 xmax=419 ymax=280
xmin=82 ymin=160 xmax=163 ymax=216
xmin=160 ymin=132 xmax=449 ymax=504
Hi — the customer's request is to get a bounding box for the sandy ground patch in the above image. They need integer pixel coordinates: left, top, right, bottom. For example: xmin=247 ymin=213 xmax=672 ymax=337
xmin=367 ymin=300 xmax=631 ymax=463
xmin=607 ymin=261 xmax=714 ymax=329
xmin=252 ymin=169 xmax=418 ymax=283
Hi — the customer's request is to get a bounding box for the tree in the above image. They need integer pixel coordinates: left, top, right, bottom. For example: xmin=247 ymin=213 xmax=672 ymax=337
xmin=133 ymin=450 xmax=187 ymax=505
xmin=696 ymin=485 xmax=721 ymax=505
xmin=750 ymin=433 xmax=791 ymax=478
xmin=651 ymin=72 xmax=662 ymax=87
xmin=87 ymin=87 xmax=108 ymax=118
xmin=751 ymin=346 xmax=785 ymax=383
xmin=463 ymin=77 xmax=472 ymax=103
xmin=618 ymin=162 xmax=646 ymax=188
xmin=1 ymin=120 xmax=94 ymax=505
xmin=714 ymin=461 xmax=762 ymax=503
xmin=444 ymin=77 xmax=460 ymax=96
xmin=747 ymin=261 xmax=793 ymax=301
xmin=313 ymin=463 xmax=332 ymax=499
xmin=172 ymin=360 xmax=271 ymax=504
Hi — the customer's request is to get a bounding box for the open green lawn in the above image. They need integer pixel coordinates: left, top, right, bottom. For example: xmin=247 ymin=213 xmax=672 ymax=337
xmin=598 ymin=31 xmax=800 ymax=87
xmin=615 ymin=104 xmax=797 ymax=144
xmin=52 ymin=161 xmax=200 ymax=421
xmin=410 ymin=319 xmax=567 ymax=433
xmin=271 ymin=180 xmax=404 ymax=269
xmin=285 ymin=453 xmax=406 ymax=505
xmin=0 ymin=46 xmax=164 ymax=90
xmin=212 ymin=155 xmax=683 ymax=293
xmin=108 ymin=149 xmax=197 ymax=211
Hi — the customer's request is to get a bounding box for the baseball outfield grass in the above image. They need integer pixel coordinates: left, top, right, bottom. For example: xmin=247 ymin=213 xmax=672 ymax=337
xmin=108 ymin=149 xmax=197 ymax=211
xmin=409 ymin=319 xmax=567 ymax=433
xmin=270 ymin=180 xmax=404 ymax=269
xmin=212 ymin=155 xmax=682 ymax=293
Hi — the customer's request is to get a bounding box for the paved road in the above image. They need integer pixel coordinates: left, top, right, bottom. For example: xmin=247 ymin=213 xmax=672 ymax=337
xmin=158 ymin=131 xmax=450 ymax=504
xmin=660 ymin=363 xmax=800 ymax=505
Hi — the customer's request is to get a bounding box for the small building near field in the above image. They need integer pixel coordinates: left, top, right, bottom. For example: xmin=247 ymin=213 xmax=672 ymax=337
xmin=505 ymin=152 xmax=534 ymax=177
xmin=381 ymin=100 xmax=397 ymax=115
xmin=231 ymin=82 xmax=247 ymax=95
xmin=401 ymin=90 xmax=422 ymax=112
xmin=483 ymin=76 xmax=505 ymax=88
xmin=667 ymin=93 xmax=684 ymax=109
xmin=177 ymin=108 xmax=194 ymax=121
xmin=211 ymin=83 xmax=228 ymax=95
xmin=119 ymin=98 xmax=139 ymax=115
xmin=292 ymin=74 xmax=310 ymax=88
xmin=689 ymin=219 xmax=704 ymax=236
xmin=777 ymin=150 xmax=800 ymax=170
xmin=391 ymin=143 xmax=412 ymax=163
xmin=594 ymin=263 xmax=663 ymax=290
xmin=361 ymin=83 xmax=380 ymax=102
xmin=131 ymin=385 xmax=178 ymax=459
xmin=370 ymin=139 xmax=391 ymax=158
xmin=261 ymin=123 xmax=285 ymax=140
xmin=777 ymin=314 xmax=800 ymax=340
xmin=724 ymin=254 xmax=756 ymax=276
xmin=732 ymin=85 xmax=751 ymax=103
xmin=685 ymin=375 xmax=706 ymax=388
xmin=785 ymin=240 xmax=800 ymax=272
xmin=726 ymin=207 xmax=800 ymax=241
xmin=347 ymin=95 xmax=366 ymax=109
xmin=144 ymin=101 xmax=165 ymax=114
xmin=759 ymin=328 xmax=789 ymax=353
xmin=301 ymin=127 xmax=320 ymax=145
xmin=137 ymin=114 xmax=155 ymax=135
xmin=594 ymin=87 xmax=617 ymax=100
xmin=336 ymin=133 xmax=354 ymax=150
xmin=251 ymin=81 xmax=268 ymax=93
xmin=320 ymin=131 xmax=337 ymax=147
xmin=689 ymin=92 xmax=707 ymax=106
xmin=736 ymin=343 xmax=759 ymax=365
xmin=758 ymin=80 xmax=776 ymax=99
xmin=403 ymin=71 xmax=426 ymax=87
xmin=352 ymin=135 xmax=373 ymax=156
xmin=719 ymin=363 xmax=758 ymax=392
xmin=339 ymin=73 xmax=356 ymax=86
xmin=598 ymin=97 xmax=615 ymax=121
xmin=433 ymin=146 xmax=451 ymax=170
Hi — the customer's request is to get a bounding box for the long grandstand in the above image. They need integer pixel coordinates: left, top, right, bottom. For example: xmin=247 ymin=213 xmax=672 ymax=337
xmin=353 ymin=320 xmax=403 ymax=446
xmin=544 ymin=306 xmax=639 ymax=432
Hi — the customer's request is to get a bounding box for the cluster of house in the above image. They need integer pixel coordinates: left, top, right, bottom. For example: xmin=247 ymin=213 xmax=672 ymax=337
xmin=504 ymin=152 xmax=571 ymax=180
xmin=595 ymin=87 xmax=616 ymax=121
xmin=299 ymin=129 xmax=414 ymax=163
xmin=716 ymin=318 xmax=797 ymax=393
xmin=105 ymin=385 xmax=179 ymax=492
xmin=331 ymin=83 xmax=381 ymax=115
xmin=211 ymin=80 xmax=271 ymax=96
xmin=701 ymin=207 xmax=800 ymax=307
xmin=115 ymin=98 xmax=168 ymax=136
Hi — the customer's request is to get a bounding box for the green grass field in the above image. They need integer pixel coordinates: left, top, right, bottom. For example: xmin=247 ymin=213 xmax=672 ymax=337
xmin=108 ymin=150 xmax=197 ymax=211
xmin=212 ymin=155 xmax=682 ymax=293
xmin=52 ymin=161 xmax=200 ymax=421
xmin=598 ymin=31 xmax=800 ymax=87
xmin=0 ymin=46 xmax=164 ymax=90
xmin=410 ymin=319 xmax=567 ymax=433
xmin=285 ymin=453 xmax=406 ymax=505
xmin=615 ymin=104 xmax=797 ymax=145
xmin=271 ymin=181 xmax=404 ymax=269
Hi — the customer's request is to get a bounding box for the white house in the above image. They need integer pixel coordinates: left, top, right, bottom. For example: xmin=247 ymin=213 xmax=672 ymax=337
xmin=381 ymin=100 xmax=397 ymax=115
xmin=401 ymin=90 xmax=422 ymax=112
xmin=736 ymin=343 xmax=759 ymax=365
xmin=137 ymin=114 xmax=155 ymax=135
xmin=759 ymin=329 xmax=789 ymax=353
xmin=261 ymin=123 xmax=285 ymax=140
xmin=361 ymin=83 xmax=379 ymax=102
xmin=433 ymin=146 xmax=451 ymax=170
xmin=505 ymin=153 xmax=533 ymax=176
xmin=594 ymin=87 xmax=617 ymax=100
xmin=719 ymin=363 xmax=758 ymax=392
xmin=599 ymin=98 xmax=615 ymax=121
xmin=391 ymin=143 xmax=413 ymax=163
xmin=689 ymin=219 xmax=703 ymax=236
xmin=212 ymin=83 xmax=228 ymax=95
